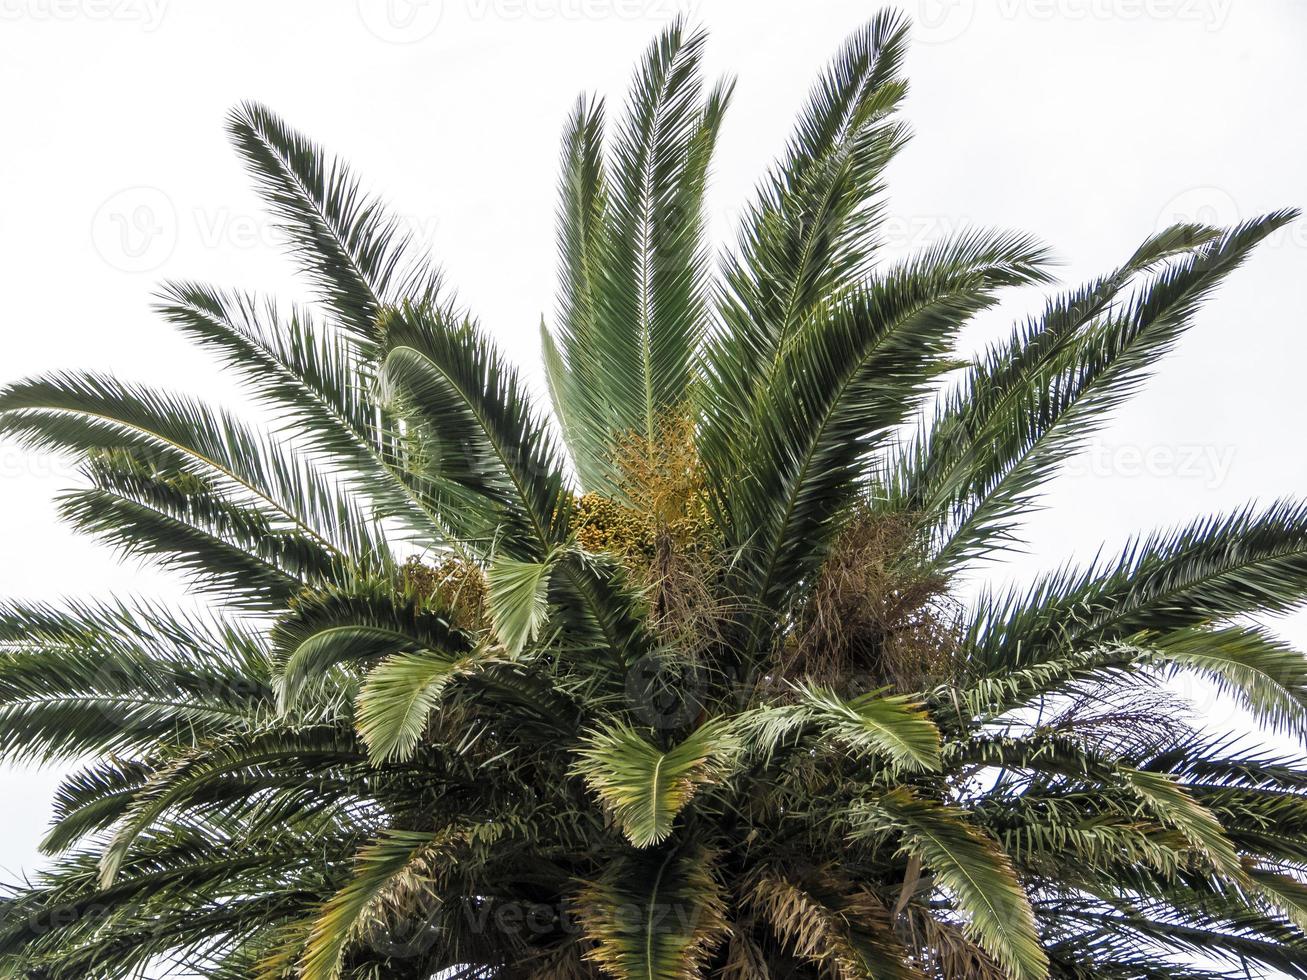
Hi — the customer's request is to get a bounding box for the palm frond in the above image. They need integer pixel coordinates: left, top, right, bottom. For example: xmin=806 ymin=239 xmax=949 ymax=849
xmin=572 ymin=720 xmax=737 ymax=847
xmin=722 ymin=230 xmax=1051 ymax=639
xmin=486 ymin=553 xmax=557 ymax=654
xmin=702 ymin=10 xmax=911 ymax=472
xmin=271 ymin=581 xmax=472 ymax=710
xmin=0 ymin=371 xmax=381 ymax=562
xmin=0 ymin=598 xmax=269 ymax=762
xmin=854 ymin=788 xmax=1048 ymax=980
xmin=227 ymin=102 xmax=445 ymax=353
xmin=912 ymin=213 xmax=1295 ymax=570
xmin=354 ymin=649 xmax=484 ymax=764
xmin=156 ymin=282 xmax=442 ymax=545
xmin=576 ymin=847 xmax=728 ymax=980
xmin=966 ymin=499 xmax=1307 ymax=675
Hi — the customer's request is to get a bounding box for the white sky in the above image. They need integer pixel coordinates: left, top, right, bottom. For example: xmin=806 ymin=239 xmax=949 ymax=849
xmin=1 ymin=0 xmax=1305 ymax=972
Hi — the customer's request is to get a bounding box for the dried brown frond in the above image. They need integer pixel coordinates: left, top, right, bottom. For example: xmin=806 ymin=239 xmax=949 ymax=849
xmin=900 ymin=905 xmax=1006 ymax=980
xmin=781 ymin=507 xmax=961 ymax=693
xmin=401 ymin=555 xmax=489 ymax=631
xmin=1041 ymin=684 xmax=1194 ymax=757
xmin=512 ymin=937 xmax=600 ymax=980
xmin=718 ymin=920 xmax=772 ymax=980
xmin=742 ymin=868 xmax=925 ymax=980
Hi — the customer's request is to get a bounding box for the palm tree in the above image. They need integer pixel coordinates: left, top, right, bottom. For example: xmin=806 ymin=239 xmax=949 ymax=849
xmin=2 ymin=11 xmax=1306 ymax=979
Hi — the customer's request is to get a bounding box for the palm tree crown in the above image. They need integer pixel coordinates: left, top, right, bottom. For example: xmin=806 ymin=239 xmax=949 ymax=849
xmin=3 ymin=11 xmax=1307 ymax=979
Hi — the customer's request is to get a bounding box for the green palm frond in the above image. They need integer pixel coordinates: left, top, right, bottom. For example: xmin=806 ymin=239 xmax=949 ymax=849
xmin=910 ymin=212 xmax=1294 ymax=570
xmin=545 ymin=21 xmax=731 ymax=487
xmin=1121 ymin=767 xmax=1246 ymax=883
xmin=572 ymin=720 xmax=737 ymax=847
xmin=1148 ymin=625 xmax=1307 ymax=742
xmin=0 ymin=371 xmax=379 ymax=561
xmin=227 ymin=102 xmax=445 ymax=353
xmin=486 ymin=552 xmax=557 ymax=654
xmin=884 ymin=221 xmax=1219 ymax=560
xmin=40 ymin=757 xmax=152 ymax=855
xmin=967 ymin=498 xmax=1307 ymax=675
xmin=378 ymin=302 xmax=568 ymax=556
xmin=156 ymin=282 xmax=442 ymax=545
xmin=589 ymin=19 xmax=725 ymax=444
xmin=296 ymin=827 xmax=450 ymax=980
xmin=354 ymin=649 xmax=484 ymax=763
xmin=576 ymin=847 xmax=728 ymax=980
xmin=59 ymin=450 xmax=330 ymax=609
xmin=702 ymin=10 xmax=911 ymax=471
xmin=97 ymin=724 xmax=364 ymax=887
xmin=739 ymin=684 xmax=942 ymax=772
xmin=272 ymin=582 xmax=472 ymax=711
xmin=855 ymin=788 xmax=1049 ymax=980
xmin=722 ymin=229 xmax=1051 ymax=636
xmin=0 ymin=599 xmax=269 ymax=762
xmin=546 ymin=96 xmax=609 ymax=489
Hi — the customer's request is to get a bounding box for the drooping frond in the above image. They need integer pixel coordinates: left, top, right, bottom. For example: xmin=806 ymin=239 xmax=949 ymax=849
xmin=0 ymin=599 xmax=270 ymax=763
xmin=296 ymin=827 xmax=450 ymax=980
xmin=58 ymin=450 xmax=329 ymax=609
xmin=271 ymin=580 xmax=473 ymax=711
xmin=0 ymin=371 xmax=380 ymax=563
xmin=853 ymin=788 xmax=1048 ymax=980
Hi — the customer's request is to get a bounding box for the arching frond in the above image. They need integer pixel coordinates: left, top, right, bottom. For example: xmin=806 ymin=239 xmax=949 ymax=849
xmin=227 ymin=102 xmax=445 ymax=353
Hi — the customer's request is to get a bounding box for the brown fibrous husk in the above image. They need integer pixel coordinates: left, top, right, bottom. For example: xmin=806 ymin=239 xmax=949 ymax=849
xmin=780 ymin=508 xmax=961 ymax=693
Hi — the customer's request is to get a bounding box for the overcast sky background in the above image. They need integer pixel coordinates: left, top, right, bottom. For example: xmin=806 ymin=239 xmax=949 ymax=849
xmin=1 ymin=0 xmax=1305 ymax=969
